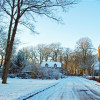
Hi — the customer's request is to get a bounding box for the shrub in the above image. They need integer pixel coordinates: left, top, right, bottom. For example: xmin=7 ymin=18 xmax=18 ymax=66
xmin=37 ymin=67 xmax=63 ymax=79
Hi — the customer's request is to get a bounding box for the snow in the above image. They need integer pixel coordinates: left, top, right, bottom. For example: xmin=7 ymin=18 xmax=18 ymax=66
xmin=1 ymin=77 xmax=100 ymax=100
xmin=26 ymin=77 xmax=100 ymax=100
xmin=0 ymin=78 xmax=58 ymax=100
xmin=41 ymin=61 xmax=61 ymax=67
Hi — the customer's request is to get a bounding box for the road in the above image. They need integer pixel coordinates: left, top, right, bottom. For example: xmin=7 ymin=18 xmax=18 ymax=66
xmin=25 ymin=77 xmax=100 ymax=100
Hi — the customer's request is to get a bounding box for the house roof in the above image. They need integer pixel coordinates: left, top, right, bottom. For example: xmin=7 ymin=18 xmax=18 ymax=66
xmin=41 ymin=61 xmax=61 ymax=67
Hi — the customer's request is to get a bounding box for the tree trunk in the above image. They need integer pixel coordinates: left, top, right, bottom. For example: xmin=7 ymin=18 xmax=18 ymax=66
xmin=2 ymin=51 xmax=11 ymax=83
xmin=2 ymin=17 xmax=19 ymax=84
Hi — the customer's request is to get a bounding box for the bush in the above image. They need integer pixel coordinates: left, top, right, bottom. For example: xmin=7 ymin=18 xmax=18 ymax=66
xmin=8 ymin=74 xmax=17 ymax=78
xmin=37 ymin=67 xmax=63 ymax=80
xmin=17 ymin=73 xmax=32 ymax=79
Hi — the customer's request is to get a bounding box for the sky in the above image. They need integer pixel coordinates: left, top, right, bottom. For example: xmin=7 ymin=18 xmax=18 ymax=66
xmin=17 ymin=0 xmax=100 ymax=52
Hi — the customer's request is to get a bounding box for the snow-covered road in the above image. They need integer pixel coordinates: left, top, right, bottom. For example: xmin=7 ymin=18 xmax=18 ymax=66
xmin=26 ymin=77 xmax=100 ymax=100
xmin=1 ymin=77 xmax=100 ymax=100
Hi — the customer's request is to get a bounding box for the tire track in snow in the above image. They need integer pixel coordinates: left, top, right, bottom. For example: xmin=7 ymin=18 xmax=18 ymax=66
xmin=73 ymin=80 xmax=92 ymax=100
xmin=26 ymin=78 xmax=68 ymax=100
xmin=81 ymin=78 xmax=100 ymax=100
xmin=74 ymin=77 xmax=100 ymax=100
xmin=16 ymin=77 xmax=100 ymax=100
xmin=23 ymin=83 xmax=59 ymax=100
xmin=84 ymin=84 xmax=100 ymax=100
xmin=14 ymin=82 xmax=59 ymax=100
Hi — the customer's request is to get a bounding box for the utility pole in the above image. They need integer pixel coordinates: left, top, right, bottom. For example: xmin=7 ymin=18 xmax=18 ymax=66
xmin=98 ymin=45 xmax=100 ymax=80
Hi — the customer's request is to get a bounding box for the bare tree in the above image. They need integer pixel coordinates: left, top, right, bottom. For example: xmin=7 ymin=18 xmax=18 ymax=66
xmin=58 ymin=48 xmax=63 ymax=63
xmin=29 ymin=47 xmax=39 ymax=63
xmin=21 ymin=48 xmax=30 ymax=61
xmin=75 ymin=37 xmax=94 ymax=74
xmin=76 ymin=37 xmax=93 ymax=65
xmin=50 ymin=43 xmax=61 ymax=61
xmin=44 ymin=45 xmax=51 ymax=61
xmin=37 ymin=44 xmax=46 ymax=64
xmin=69 ymin=51 xmax=82 ymax=75
xmin=63 ymin=48 xmax=71 ymax=70
xmin=0 ymin=0 xmax=77 ymax=83
xmin=19 ymin=47 xmax=39 ymax=64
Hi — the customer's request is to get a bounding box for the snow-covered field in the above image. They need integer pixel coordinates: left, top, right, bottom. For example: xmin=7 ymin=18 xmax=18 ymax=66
xmin=1 ymin=77 xmax=100 ymax=100
xmin=0 ymin=78 xmax=59 ymax=100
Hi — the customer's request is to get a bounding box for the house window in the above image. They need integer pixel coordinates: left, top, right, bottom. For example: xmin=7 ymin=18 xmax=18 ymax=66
xmin=54 ymin=63 xmax=57 ymax=68
xmin=45 ymin=63 xmax=48 ymax=67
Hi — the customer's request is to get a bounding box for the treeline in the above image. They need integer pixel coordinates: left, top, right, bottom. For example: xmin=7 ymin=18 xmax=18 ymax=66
xmin=0 ymin=27 xmax=97 ymax=76
xmin=5 ymin=37 xmax=97 ymax=76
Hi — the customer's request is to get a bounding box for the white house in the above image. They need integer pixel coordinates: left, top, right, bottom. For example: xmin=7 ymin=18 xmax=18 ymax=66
xmin=41 ymin=61 xmax=62 ymax=68
xmin=93 ymin=61 xmax=100 ymax=76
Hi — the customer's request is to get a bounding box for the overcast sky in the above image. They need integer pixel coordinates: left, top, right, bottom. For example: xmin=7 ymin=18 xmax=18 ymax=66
xmin=17 ymin=0 xmax=100 ymax=52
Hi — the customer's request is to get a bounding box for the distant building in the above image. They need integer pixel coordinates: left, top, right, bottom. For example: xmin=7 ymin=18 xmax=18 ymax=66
xmin=93 ymin=61 xmax=100 ymax=76
xmin=41 ymin=61 xmax=62 ymax=68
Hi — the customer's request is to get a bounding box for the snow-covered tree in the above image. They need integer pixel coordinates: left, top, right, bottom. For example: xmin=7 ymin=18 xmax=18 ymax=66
xmin=37 ymin=67 xmax=63 ymax=80
xmin=9 ymin=50 xmax=27 ymax=74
